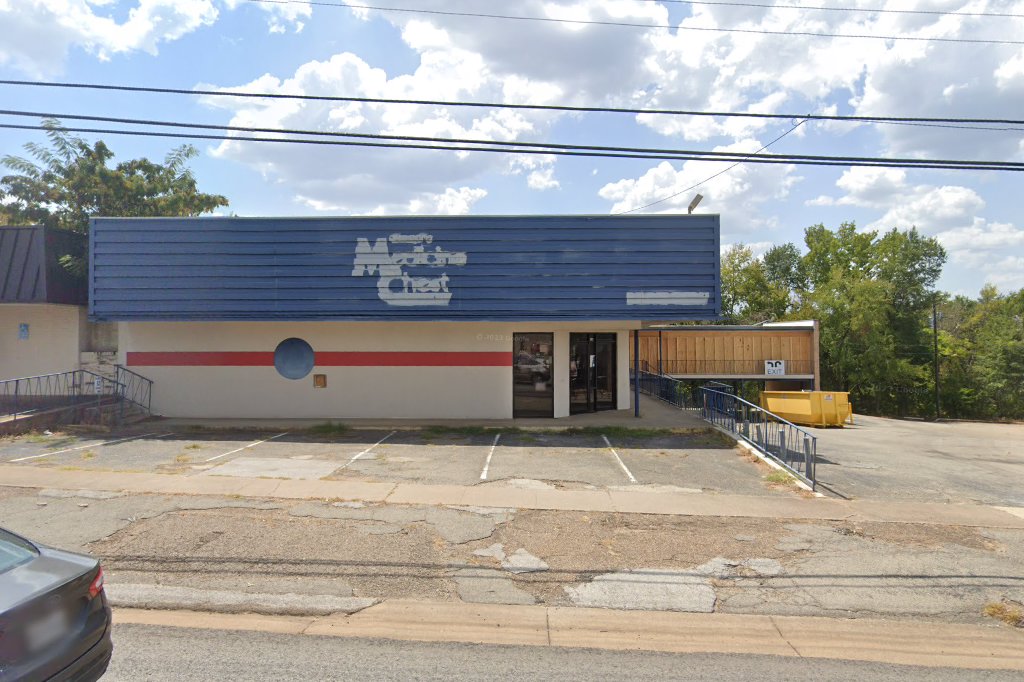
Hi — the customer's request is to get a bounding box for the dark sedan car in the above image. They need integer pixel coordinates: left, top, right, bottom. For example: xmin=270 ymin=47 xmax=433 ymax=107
xmin=0 ymin=528 xmax=111 ymax=681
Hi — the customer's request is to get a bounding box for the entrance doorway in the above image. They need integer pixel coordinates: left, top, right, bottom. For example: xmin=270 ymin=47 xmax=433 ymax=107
xmin=570 ymin=333 xmax=617 ymax=414
xmin=512 ymin=333 xmax=554 ymax=418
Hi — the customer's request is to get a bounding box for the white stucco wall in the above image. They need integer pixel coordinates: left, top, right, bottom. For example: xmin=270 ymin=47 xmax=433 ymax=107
xmin=120 ymin=320 xmax=641 ymax=419
xmin=0 ymin=304 xmax=84 ymax=379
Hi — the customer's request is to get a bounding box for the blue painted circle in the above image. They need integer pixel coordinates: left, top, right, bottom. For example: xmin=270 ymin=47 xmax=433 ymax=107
xmin=274 ymin=338 xmax=315 ymax=380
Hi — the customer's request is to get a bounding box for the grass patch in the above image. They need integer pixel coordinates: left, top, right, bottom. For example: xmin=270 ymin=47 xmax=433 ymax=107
xmin=984 ymin=601 xmax=1024 ymax=628
xmin=565 ymin=426 xmax=674 ymax=439
xmin=420 ymin=425 xmax=523 ymax=437
xmin=80 ymin=450 xmax=96 ymax=461
xmin=765 ymin=470 xmax=797 ymax=486
xmin=308 ymin=421 xmax=351 ymax=436
xmin=24 ymin=431 xmax=54 ymax=443
xmin=174 ymin=454 xmax=192 ymax=464
xmin=185 ymin=443 xmax=201 ymax=450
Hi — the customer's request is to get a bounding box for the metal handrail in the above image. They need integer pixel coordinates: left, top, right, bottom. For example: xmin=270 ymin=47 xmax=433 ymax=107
xmin=115 ymin=365 xmax=153 ymax=414
xmin=700 ymin=388 xmax=817 ymax=489
xmin=0 ymin=369 xmax=134 ymax=426
xmin=632 ymin=369 xmax=701 ymax=411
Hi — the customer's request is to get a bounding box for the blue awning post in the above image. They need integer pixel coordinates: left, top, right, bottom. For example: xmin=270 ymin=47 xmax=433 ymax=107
xmin=634 ymin=330 xmax=641 ymax=417
xmin=658 ymin=330 xmax=663 ymax=374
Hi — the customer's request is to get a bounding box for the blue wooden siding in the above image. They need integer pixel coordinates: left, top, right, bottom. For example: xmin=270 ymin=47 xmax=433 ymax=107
xmin=89 ymin=215 xmax=720 ymax=322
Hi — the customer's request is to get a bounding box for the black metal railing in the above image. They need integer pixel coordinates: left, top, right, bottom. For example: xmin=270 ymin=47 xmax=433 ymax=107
xmin=115 ymin=365 xmax=153 ymax=415
xmin=0 ymin=368 xmax=153 ymax=427
xmin=631 ymin=369 xmax=817 ymax=489
xmin=700 ymin=388 xmax=817 ymax=489
xmin=634 ymin=369 xmax=701 ymax=411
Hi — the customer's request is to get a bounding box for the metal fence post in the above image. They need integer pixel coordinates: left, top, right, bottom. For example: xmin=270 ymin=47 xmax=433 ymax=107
xmin=804 ymin=436 xmax=814 ymax=488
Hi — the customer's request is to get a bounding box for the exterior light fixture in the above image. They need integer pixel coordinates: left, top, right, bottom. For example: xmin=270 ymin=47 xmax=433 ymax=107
xmin=687 ymin=193 xmax=704 ymax=214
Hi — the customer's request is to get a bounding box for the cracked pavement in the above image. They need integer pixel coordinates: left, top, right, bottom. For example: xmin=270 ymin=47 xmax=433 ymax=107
xmin=2 ymin=485 xmax=1022 ymax=626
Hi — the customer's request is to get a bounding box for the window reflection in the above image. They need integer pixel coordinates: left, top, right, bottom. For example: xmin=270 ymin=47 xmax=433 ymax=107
xmin=513 ymin=333 xmax=554 ymax=418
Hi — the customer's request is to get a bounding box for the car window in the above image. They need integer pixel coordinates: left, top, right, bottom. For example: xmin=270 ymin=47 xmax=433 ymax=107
xmin=0 ymin=529 xmax=38 ymax=573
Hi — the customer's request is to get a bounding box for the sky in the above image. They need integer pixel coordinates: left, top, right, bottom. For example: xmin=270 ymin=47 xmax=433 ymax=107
xmin=1 ymin=0 xmax=1022 ymax=296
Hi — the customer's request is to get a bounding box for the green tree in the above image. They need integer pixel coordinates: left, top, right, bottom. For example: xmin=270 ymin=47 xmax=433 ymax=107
xmin=720 ymin=244 xmax=792 ymax=323
xmin=1 ymin=118 xmax=228 ymax=273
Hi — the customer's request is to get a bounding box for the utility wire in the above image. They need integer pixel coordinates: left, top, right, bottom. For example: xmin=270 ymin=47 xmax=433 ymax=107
xmin=616 ymin=119 xmax=807 ymax=214
xmin=4 ymin=80 xmax=1024 ymax=128
xmin=247 ymin=0 xmax=1024 ymax=45
xmin=634 ymin=0 xmax=1024 ymax=19
xmin=1 ymin=122 xmax=1021 ymax=172
xmin=0 ymin=109 xmax=1019 ymax=169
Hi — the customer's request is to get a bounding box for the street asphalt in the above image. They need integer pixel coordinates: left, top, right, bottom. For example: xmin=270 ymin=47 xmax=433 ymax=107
xmin=105 ymin=623 xmax=1023 ymax=681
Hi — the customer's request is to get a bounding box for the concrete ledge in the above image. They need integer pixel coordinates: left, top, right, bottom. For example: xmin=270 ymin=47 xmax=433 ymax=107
xmin=3 ymin=464 xmax=1024 ymax=528
xmin=114 ymin=600 xmax=1024 ymax=671
xmin=107 ymin=584 xmax=376 ymax=616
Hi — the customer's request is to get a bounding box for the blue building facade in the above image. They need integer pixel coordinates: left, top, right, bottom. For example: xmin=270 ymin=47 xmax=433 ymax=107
xmin=89 ymin=215 xmax=720 ymax=420
xmin=90 ymin=215 xmax=720 ymax=322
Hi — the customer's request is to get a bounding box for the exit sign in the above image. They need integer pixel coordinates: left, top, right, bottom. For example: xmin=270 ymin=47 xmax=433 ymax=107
xmin=765 ymin=360 xmax=786 ymax=376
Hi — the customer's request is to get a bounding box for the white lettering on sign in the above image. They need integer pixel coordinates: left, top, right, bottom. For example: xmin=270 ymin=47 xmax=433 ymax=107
xmin=352 ymin=233 xmax=467 ymax=306
xmin=765 ymin=360 xmax=786 ymax=376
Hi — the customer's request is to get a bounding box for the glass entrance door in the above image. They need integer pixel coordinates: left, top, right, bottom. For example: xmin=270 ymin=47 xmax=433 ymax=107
xmin=513 ymin=333 xmax=554 ymax=418
xmin=570 ymin=333 xmax=617 ymax=414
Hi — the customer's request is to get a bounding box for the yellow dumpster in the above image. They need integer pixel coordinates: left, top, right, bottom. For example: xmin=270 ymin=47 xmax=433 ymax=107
xmin=759 ymin=391 xmax=853 ymax=427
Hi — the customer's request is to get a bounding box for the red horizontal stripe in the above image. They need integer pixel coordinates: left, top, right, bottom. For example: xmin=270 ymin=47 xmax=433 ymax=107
xmin=128 ymin=351 xmax=274 ymax=366
xmin=127 ymin=351 xmax=513 ymax=367
xmin=315 ymin=352 xmax=512 ymax=367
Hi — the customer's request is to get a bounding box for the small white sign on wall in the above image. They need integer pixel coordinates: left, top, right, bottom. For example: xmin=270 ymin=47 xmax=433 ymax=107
xmin=765 ymin=360 xmax=786 ymax=376
xmin=94 ymin=377 xmax=104 ymax=393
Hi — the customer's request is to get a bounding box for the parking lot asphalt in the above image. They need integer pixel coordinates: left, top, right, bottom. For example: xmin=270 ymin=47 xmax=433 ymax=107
xmin=0 ymin=426 xmax=790 ymax=497
xmin=812 ymin=416 xmax=1024 ymax=506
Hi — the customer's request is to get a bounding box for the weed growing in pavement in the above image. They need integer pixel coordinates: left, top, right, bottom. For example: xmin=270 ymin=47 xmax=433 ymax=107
xmin=309 ymin=421 xmax=351 ymax=436
xmin=420 ymin=425 xmax=524 ymax=437
xmin=764 ymin=470 xmax=797 ymax=486
xmin=174 ymin=454 xmax=191 ymax=463
xmin=185 ymin=443 xmax=201 ymax=450
xmin=565 ymin=426 xmax=675 ymax=439
xmin=24 ymin=431 xmax=53 ymax=443
xmin=80 ymin=451 xmax=95 ymax=460
xmin=984 ymin=601 xmax=1024 ymax=628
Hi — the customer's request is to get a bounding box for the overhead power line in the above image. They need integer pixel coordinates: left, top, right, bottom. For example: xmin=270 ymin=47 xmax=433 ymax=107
xmin=616 ymin=119 xmax=807 ymax=215
xmin=1 ymin=120 xmax=1021 ymax=173
xmin=4 ymin=80 xmax=1024 ymax=129
xmin=635 ymin=0 xmax=1024 ymax=19
xmin=247 ymin=0 xmax=1024 ymax=45
xmin=1 ymin=108 xmax=1021 ymax=169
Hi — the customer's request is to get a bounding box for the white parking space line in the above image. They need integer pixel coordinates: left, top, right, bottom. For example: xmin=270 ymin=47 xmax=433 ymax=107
xmin=338 ymin=430 xmax=396 ymax=470
xmin=204 ymin=432 xmax=290 ymax=462
xmin=479 ymin=433 xmax=501 ymax=481
xmin=9 ymin=432 xmax=166 ymax=462
xmin=602 ymin=434 xmax=638 ymax=484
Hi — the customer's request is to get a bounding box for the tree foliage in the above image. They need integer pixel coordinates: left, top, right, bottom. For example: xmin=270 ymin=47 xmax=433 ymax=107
xmin=720 ymin=222 xmax=988 ymax=418
xmin=1 ymin=119 xmax=228 ymax=273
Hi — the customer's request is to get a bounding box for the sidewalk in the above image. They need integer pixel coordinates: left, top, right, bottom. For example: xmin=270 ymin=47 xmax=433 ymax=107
xmin=4 ymin=463 xmax=1023 ymax=528
xmin=115 ymin=599 xmax=1024 ymax=671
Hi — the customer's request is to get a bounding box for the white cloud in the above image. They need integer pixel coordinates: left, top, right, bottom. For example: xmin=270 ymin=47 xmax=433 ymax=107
xmin=0 ymin=0 xmax=317 ymax=75
xmin=822 ymin=167 xmax=986 ymax=234
xmin=823 ymin=166 xmax=1023 ymax=292
xmin=204 ymin=26 xmax=564 ymax=213
xmin=0 ymin=0 xmax=220 ymax=75
xmin=597 ymin=137 xmax=801 ymax=241
xmin=364 ymin=186 xmax=487 ymax=216
xmin=527 ymin=168 xmax=560 ymax=191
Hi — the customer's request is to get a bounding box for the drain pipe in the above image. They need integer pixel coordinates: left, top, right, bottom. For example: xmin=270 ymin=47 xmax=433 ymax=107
xmin=634 ymin=329 xmax=640 ymax=417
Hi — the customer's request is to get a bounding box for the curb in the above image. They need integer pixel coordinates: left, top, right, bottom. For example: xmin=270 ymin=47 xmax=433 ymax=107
xmin=113 ymin=599 xmax=1024 ymax=671
xmin=107 ymin=583 xmax=376 ymax=617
